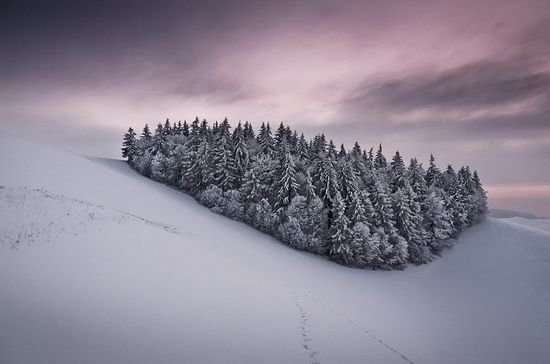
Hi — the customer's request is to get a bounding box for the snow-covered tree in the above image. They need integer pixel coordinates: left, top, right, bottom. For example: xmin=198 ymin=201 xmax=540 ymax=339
xmin=274 ymin=146 xmax=299 ymax=210
xmin=393 ymin=183 xmax=431 ymax=264
xmin=121 ymin=127 xmax=137 ymax=164
xmin=328 ymin=192 xmax=355 ymax=265
xmin=123 ymin=117 xmax=487 ymax=270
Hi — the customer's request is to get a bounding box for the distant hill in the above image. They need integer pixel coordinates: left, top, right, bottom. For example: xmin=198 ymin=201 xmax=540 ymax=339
xmin=489 ymin=208 xmax=544 ymax=219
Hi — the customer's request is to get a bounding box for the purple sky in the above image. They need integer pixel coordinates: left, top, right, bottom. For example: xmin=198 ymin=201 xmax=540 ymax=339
xmin=2 ymin=0 xmax=550 ymax=216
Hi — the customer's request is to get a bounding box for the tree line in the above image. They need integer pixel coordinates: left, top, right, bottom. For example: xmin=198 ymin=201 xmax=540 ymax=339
xmin=122 ymin=117 xmax=487 ymax=269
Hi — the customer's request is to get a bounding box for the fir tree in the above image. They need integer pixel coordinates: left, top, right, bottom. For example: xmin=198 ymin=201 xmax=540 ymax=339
xmin=423 ymin=187 xmax=453 ymax=253
xmin=257 ymin=122 xmax=275 ymax=156
xmin=121 ymin=127 xmax=137 ymax=164
xmin=390 ymin=151 xmax=406 ymax=192
xmin=182 ymin=120 xmax=190 ymax=136
xmin=374 ymin=144 xmax=387 ymax=170
xmin=141 ymin=124 xmax=152 ymax=141
xmin=328 ymin=192 xmax=354 ymax=265
xmin=274 ymin=146 xmax=299 ymax=211
xmin=393 ymin=183 xmax=431 ymax=264
xmin=211 ymin=120 xmax=236 ymax=191
xmin=426 ymin=154 xmax=443 ymax=188
xmin=408 ymin=158 xmax=428 ymax=199
xmin=232 ymin=121 xmax=250 ymax=186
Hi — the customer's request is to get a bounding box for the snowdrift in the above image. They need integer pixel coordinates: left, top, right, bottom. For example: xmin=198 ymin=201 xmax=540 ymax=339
xmin=1 ymin=133 xmax=549 ymax=364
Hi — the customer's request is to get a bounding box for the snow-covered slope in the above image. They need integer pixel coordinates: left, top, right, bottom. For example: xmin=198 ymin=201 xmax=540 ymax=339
xmin=498 ymin=217 xmax=550 ymax=234
xmin=1 ymin=133 xmax=550 ymax=364
xmin=489 ymin=208 xmax=544 ymax=219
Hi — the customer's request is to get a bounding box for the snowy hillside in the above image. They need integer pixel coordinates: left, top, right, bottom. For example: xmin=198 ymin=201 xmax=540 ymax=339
xmin=489 ymin=208 xmax=544 ymax=219
xmin=1 ymin=133 xmax=549 ymax=364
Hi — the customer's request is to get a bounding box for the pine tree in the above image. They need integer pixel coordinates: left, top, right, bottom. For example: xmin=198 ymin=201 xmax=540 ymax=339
xmin=315 ymin=156 xmax=339 ymax=228
xmin=472 ymin=170 xmax=488 ymax=219
xmin=328 ymin=192 xmax=355 ymax=265
xmin=163 ymin=118 xmax=172 ymax=136
xmin=393 ymin=183 xmax=431 ymax=264
xmin=274 ymin=122 xmax=287 ymax=146
xmin=296 ymin=133 xmax=310 ymax=162
xmin=211 ymin=119 xmax=236 ymax=191
xmin=180 ymin=121 xmax=189 ymax=136
xmin=141 ymin=124 xmax=152 ymax=141
xmin=303 ymin=169 xmax=316 ymax=201
xmin=152 ymin=122 xmax=166 ymax=155
xmin=242 ymin=121 xmax=253 ymax=139
xmin=186 ymin=136 xmax=212 ymax=192
xmin=370 ymin=176 xmax=408 ymax=268
xmin=374 ymin=144 xmax=387 ymax=170
xmin=338 ymin=144 xmax=347 ymax=158
xmin=422 ymin=187 xmax=453 ymax=253
xmin=390 ymin=151 xmax=407 ymax=192
xmin=426 ymin=154 xmax=443 ymax=188
xmin=275 ymin=146 xmax=299 ymax=211
xmin=241 ymin=168 xmax=262 ymax=203
xmin=121 ymin=127 xmax=137 ymax=164
xmin=408 ymin=158 xmax=428 ymax=199
xmin=151 ymin=152 xmax=169 ymax=182
xmin=232 ymin=121 xmax=249 ymax=186
xmin=257 ymin=122 xmax=275 ymax=156
xmin=351 ymin=142 xmax=362 ymax=158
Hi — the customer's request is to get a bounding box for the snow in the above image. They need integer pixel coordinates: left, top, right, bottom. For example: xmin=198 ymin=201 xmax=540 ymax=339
xmin=499 ymin=217 xmax=550 ymax=234
xmin=1 ymin=133 xmax=550 ymax=364
xmin=489 ymin=208 xmax=543 ymax=219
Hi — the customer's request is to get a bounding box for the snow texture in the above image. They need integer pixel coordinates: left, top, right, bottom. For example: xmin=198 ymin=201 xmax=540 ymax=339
xmin=1 ymin=134 xmax=549 ymax=363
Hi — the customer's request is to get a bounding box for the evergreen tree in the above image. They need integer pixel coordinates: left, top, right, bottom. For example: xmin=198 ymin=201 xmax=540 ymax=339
xmin=211 ymin=119 xmax=236 ymax=191
xmin=328 ymin=192 xmax=355 ymax=265
xmin=374 ymin=144 xmax=387 ymax=170
xmin=186 ymin=136 xmax=212 ymax=192
xmin=141 ymin=124 xmax=152 ymax=141
xmin=423 ymin=187 xmax=453 ymax=253
xmin=243 ymin=121 xmax=255 ymax=139
xmin=302 ymin=169 xmax=316 ymax=201
xmin=426 ymin=154 xmax=443 ymax=188
xmin=232 ymin=121 xmax=249 ymax=186
xmin=163 ymin=118 xmax=172 ymax=136
xmin=339 ymin=144 xmax=347 ymax=158
xmin=390 ymin=151 xmax=406 ymax=192
xmin=152 ymin=122 xmax=166 ymax=155
xmin=296 ymin=133 xmax=310 ymax=162
xmin=257 ymin=122 xmax=275 ymax=155
xmin=393 ymin=183 xmax=431 ymax=264
xmin=408 ymin=158 xmax=428 ymax=199
xmin=274 ymin=122 xmax=287 ymax=146
xmin=274 ymin=146 xmax=299 ymax=211
xmin=182 ymin=120 xmax=190 ymax=136
xmin=121 ymin=127 xmax=137 ymax=164
xmin=315 ymin=156 xmax=339 ymax=227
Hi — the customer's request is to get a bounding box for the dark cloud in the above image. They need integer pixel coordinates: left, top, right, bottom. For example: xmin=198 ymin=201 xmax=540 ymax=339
xmin=346 ymin=61 xmax=550 ymax=113
xmin=167 ymin=76 xmax=253 ymax=103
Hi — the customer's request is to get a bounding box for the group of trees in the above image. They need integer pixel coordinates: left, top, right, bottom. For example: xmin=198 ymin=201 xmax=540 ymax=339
xmin=122 ymin=117 xmax=487 ymax=269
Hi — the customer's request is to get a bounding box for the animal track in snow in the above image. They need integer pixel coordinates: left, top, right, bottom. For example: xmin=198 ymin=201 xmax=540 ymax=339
xmin=302 ymin=292 xmax=415 ymax=364
xmin=292 ymin=291 xmax=321 ymax=364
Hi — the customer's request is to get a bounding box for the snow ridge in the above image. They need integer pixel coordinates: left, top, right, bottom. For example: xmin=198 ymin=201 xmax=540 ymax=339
xmin=0 ymin=185 xmax=186 ymax=250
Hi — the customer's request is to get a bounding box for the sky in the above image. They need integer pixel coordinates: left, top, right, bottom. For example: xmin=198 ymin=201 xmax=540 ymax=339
xmin=1 ymin=0 xmax=549 ymax=216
